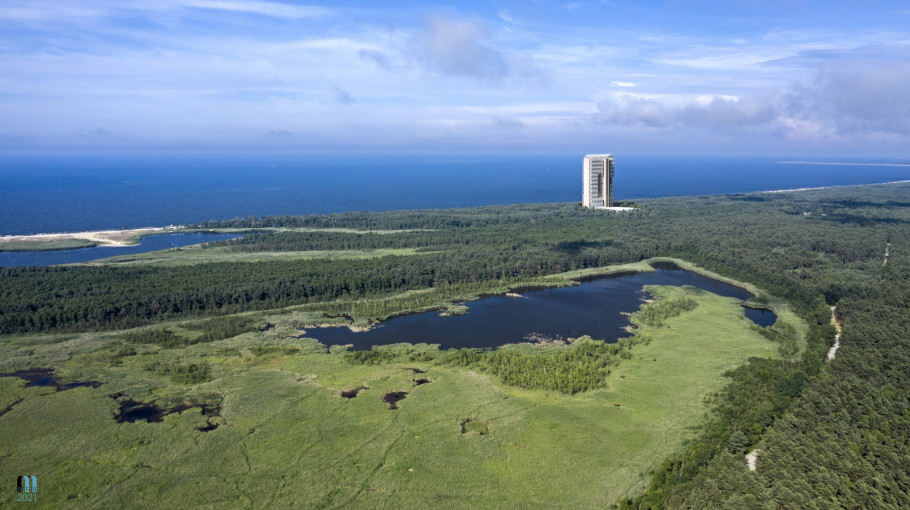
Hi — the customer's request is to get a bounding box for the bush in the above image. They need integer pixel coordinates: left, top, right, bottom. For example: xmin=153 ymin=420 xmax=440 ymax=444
xmin=144 ymin=360 xmax=212 ymax=384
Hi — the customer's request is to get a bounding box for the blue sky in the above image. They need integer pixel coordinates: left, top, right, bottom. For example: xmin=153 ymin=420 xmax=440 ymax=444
xmin=1 ymin=1 xmax=909 ymax=155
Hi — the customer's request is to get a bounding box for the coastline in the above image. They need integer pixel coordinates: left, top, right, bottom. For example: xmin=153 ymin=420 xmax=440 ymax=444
xmin=5 ymin=179 xmax=910 ymax=252
xmin=761 ymin=179 xmax=910 ymax=194
xmin=0 ymin=227 xmax=180 ymax=252
xmin=778 ymin=161 xmax=910 ymax=167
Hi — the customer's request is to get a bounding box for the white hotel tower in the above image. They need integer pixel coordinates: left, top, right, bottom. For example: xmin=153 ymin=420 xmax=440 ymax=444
xmin=582 ymin=154 xmax=614 ymax=208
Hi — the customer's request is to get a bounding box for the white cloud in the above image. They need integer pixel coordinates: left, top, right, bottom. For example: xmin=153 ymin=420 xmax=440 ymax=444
xmin=414 ymin=14 xmax=508 ymax=79
xmin=183 ymin=0 xmax=331 ymax=18
xmin=782 ymin=46 xmax=910 ymax=135
xmin=591 ymin=43 xmax=910 ymax=148
xmin=412 ymin=13 xmax=547 ymax=83
xmin=595 ymin=94 xmax=778 ymax=129
xmin=2 ymin=1 xmax=909 ymax=153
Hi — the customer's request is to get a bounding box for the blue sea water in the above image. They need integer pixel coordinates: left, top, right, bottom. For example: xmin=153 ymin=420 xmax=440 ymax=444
xmin=2 ymin=152 xmax=910 ymax=236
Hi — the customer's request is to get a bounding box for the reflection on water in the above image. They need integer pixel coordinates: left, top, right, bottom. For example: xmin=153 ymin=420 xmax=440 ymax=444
xmin=310 ymin=266 xmax=775 ymax=351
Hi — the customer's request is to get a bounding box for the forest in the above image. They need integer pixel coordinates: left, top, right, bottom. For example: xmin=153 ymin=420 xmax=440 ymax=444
xmin=1 ymin=183 xmax=908 ymax=507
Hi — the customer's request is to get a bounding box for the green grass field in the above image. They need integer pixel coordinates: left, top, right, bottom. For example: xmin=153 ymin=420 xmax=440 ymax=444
xmin=0 ymin=238 xmax=98 ymax=252
xmin=0 ymin=262 xmax=796 ymax=508
xmin=194 ymin=227 xmax=434 ymax=235
xmin=83 ymin=245 xmax=429 ymax=266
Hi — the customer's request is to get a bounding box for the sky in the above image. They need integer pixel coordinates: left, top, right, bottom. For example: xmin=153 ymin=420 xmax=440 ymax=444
xmin=1 ymin=0 xmax=909 ymax=155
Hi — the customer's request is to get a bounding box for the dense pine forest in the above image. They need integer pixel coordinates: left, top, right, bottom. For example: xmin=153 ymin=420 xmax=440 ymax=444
xmin=1 ymin=183 xmax=908 ymax=507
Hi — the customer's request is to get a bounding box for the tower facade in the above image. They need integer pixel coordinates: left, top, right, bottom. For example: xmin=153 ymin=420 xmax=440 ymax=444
xmin=582 ymin=154 xmax=614 ymax=208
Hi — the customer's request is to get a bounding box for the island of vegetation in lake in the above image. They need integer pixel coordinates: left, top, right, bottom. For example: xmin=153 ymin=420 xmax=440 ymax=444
xmin=0 ymin=183 xmax=908 ymax=508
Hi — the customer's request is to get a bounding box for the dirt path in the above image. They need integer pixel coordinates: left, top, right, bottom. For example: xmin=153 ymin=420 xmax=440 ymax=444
xmin=884 ymin=242 xmax=891 ymax=266
xmin=827 ymin=306 xmax=842 ymax=361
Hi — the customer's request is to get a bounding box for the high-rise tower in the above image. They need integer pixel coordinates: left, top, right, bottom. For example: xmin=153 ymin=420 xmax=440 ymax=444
xmin=582 ymin=154 xmax=614 ymax=208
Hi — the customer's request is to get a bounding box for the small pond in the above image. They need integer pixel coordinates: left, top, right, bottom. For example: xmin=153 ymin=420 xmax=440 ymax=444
xmin=743 ymin=306 xmax=777 ymax=327
xmin=0 ymin=232 xmax=243 ymax=267
xmin=0 ymin=368 xmax=101 ymax=391
xmin=113 ymin=396 xmax=222 ymax=431
xmin=308 ymin=265 xmax=776 ymax=351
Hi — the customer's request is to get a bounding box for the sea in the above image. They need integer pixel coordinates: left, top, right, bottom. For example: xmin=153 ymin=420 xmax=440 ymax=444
xmin=3 ymin=152 xmax=910 ymax=236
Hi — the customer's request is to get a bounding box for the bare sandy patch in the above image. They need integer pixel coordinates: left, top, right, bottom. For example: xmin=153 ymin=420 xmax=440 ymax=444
xmin=0 ymin=227 xmax=171 ymax=249
xmin=746 ymin=449 xmax=760 ymax=471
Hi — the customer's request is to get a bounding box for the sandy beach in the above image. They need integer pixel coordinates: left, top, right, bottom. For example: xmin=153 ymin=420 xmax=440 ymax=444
xmin=0 ymin=227 xmax=174 ymax=250
xmin=762 ymin=179 xmax=910 ymax=194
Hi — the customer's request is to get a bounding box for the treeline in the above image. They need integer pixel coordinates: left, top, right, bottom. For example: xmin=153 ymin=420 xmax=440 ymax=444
xmin=621 ymin=184 xmax=910 ymax=508
xmin=207 ymin=229 xmax=483 ymax=252
xmin=194 ymin=203 xmax=591 ymax=231
xmin=122 ymin=316 xmax=260 ymax=349
xmin=344 ymin=337 xmax=631 ymax=395
xmin=659 ymin=301 xmax=910 ymax=509
xmin=143 ymin=360 xmax=212 ymax=384
xmin=444 ymin=339 xmax=624 ymax=394
xmin=621 ymin=296 xmax=836 ymax=509
xmin=485 ymin=340 xmax=621 ymax=394
xmin=124 ymin=329 xmax=188 ymax=349
xmin=752 ymin=320 xmax=799 ymax=358
xmin=4 ymin=189 xmax=900 ymax=336
xmin=635 ymin=296 xmax=698 ymax=327
xmin=0 ymin=255 xmax=437 ymax=333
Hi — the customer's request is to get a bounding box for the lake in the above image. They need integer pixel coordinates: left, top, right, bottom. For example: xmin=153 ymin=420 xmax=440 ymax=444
xmin=308 ymin=265 xmax=775 ymax=350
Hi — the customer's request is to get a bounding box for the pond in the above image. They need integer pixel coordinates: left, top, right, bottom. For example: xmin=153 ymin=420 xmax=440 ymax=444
xmin=0 ymin=232 xmax=242 ymax=267
xmin=743 ymin=306 xmax=777 ymax=327
xmin=112 ymin=395 xmax=222 ymax=431
xmin=308 ymin=265 xmax=776 ymax=351
xmin=0 ymin=368 xmax=102 ymax=391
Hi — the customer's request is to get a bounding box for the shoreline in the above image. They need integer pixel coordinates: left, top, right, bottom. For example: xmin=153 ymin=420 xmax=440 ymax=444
xmin=307 ymin=257 xmax=766 ymax=337
xmin=0 ymin=227 xmax=181 ymax=251
xmin=5 ymin=179 xmax=910 ymax=250
xmin=761 ymin=179 xmax=910 ymax=194
xmin=778 ymin=161 xmax=910 ymax=167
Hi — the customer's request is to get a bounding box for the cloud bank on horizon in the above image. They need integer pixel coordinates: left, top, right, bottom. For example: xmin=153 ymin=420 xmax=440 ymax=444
xmin=1 ymin=0 xmax=909 ymax=155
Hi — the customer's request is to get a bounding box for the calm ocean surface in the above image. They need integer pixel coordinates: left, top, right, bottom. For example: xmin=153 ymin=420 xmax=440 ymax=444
xmin=2 ymin=153 xmax=910 ymax=236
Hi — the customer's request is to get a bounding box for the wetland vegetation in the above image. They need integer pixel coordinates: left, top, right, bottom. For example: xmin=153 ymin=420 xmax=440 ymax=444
xmin=1 ymin=183 xmax=909 ymax=508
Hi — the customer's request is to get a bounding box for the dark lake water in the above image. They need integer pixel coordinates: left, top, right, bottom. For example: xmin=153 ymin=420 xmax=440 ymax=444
xmin=0 ymin=232 xmax=242 ymax=267
xmin=744 ymin=307 xmax=777 ymax=327
xmin=308 ymin=266 xmax=773 ymax=350
xmin=0 ymin=368 xmax=101 ymax=391
xmin=113 ymin=397 xmax=221 ymax=429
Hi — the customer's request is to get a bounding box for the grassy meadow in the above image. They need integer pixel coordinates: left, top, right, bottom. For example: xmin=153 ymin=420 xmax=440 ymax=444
xmin=0 ymin=262 xmax=795 ymax=508
xmin=0 ymin=238 xmax=98 ymax=252
xmin=84 ymin=245 xmax=429 ymax=266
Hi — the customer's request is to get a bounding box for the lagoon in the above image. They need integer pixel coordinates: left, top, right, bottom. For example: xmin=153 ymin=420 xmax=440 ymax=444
xmin=0 ymin=232 xmax=242 ymax=267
